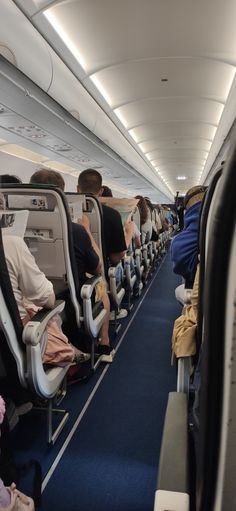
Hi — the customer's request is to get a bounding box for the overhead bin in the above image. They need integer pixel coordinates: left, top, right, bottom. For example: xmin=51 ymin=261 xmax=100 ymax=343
xmin=0 ymin=1 xmax=171 ymax=200
xmin=0 ymin=0 xmax=52 ymax=91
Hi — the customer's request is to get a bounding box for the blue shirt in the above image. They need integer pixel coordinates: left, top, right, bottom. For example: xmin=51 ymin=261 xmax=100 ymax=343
xmin=170 ymin=201 xmax=201 ymax=286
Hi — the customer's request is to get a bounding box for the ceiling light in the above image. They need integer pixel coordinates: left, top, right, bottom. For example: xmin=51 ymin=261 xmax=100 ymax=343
xmin=0 ymin=144 xmax=48 ymax=164
xmin=176 ymin=176 xmax=187 ymax=180
xmin=138 ymin=143 xmax=146 ymax=153
xmin=128 ymin=129 xmax=138 ymax=143
xmin=114 ymin=109 xmax=129 ymax=129
xmin=44 ymin=10 xmax=87 ymax=70
xmin=90 ymin=75 xmax=112 ymax=106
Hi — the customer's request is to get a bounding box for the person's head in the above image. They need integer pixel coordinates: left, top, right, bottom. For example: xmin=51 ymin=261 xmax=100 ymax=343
xmin=0 ymin=174 xmax=22 ymax=184
xmin=135 ymin=195 xmax=149 ymax=225
xmin=77 ymin=169 xmax=102 ymax=195
xmin=101 ymin=185 xmax=113 ymax=197
xmin=30 ymin=169 xmax=65 ymax=191
xmin=184 ymin=185 xmax=207 ymax=211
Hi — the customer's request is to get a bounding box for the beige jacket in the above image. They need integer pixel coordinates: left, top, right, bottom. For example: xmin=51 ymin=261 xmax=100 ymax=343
xmin=172 ymin=265 xmax=199 ymax=357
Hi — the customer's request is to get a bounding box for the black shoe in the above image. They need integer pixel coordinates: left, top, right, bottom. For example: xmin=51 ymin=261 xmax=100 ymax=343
xmin=95 ymin=344 xmax=115 ymax=363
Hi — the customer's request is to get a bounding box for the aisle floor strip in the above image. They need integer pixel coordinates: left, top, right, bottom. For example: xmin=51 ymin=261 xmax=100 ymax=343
xmin=42 ymin=254 xmax=167 ymax=491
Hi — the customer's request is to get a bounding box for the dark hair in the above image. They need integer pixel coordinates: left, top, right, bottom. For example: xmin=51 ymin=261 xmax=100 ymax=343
xmin=135 ymin=195 xmax=149 ymax=225
xmin=0 ymin=174 xmax=22 ymax=184
xmin=30 ymin=169 xmax=65 ymax=191
xmin=101 ymin=185 xmax=113 ymax=197
xmin=144 ymin=197 xmax=154 ymax=211
xmin=78 ymin=169 xmax=102 ymax=194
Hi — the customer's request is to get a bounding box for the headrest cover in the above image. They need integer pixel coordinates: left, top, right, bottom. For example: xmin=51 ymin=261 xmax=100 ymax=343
xmin=184 ymin=186 xmax=207 ymax=209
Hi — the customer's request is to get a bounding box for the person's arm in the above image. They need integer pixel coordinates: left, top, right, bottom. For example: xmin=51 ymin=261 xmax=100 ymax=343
xmin=16 ymin=238 xmax=54 ymax=307
xmin=124 ymin=220 xmax=135 ymax=249
xmin=44 ymin=292 xmax=56 ymax=309
xmin=109 ymin=251 xmax=126 ymax=265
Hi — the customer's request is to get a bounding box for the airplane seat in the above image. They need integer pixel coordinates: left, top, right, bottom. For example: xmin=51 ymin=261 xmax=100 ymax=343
xmin=98 ymin=195 xmax=139 ymax=302
xmin=175 ymin=283 xmax=192 ymax=307
xmin=84 ymin=195 xmax=127 ymax=319
xmin=0 ymin=225 xmax=69 ymax=444
xmin=173 ymin=174 xmax=222 ymax=395
xmin=2 ymin=186 xmax=107 ymax=357
xmin=132 ymin=208 xmax=144 ymax=291
xmin=155 ymin=169 xmax=226 ymax=507
xmin=154 ymin=392 xmax=189 ymax=511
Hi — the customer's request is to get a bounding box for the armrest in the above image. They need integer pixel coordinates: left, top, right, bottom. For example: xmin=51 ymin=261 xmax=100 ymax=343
xmin=157 ymin=392 xmax=188 ymax=494
xmin=80 ymin=275 xmax=103 ymax=300
xmin=108 ymin=266 xmax=117 ymax=278
xmin=124 ymin=254 xmax=131 ymax=264
xmin=22 ymin=300 xmax=65 ymax=346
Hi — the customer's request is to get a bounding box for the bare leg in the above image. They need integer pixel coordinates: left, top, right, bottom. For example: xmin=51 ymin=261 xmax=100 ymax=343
xmin=99 ymin=292 xmax=110 ymax=346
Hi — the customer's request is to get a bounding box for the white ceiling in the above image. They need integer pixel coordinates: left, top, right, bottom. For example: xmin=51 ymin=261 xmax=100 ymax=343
xmin=8 ymin=0 xmax=236 ymax=195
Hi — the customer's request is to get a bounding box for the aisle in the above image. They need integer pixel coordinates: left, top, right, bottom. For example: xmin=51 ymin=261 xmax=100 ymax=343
xmin=42 ymin=253 xmax=181 ymax=511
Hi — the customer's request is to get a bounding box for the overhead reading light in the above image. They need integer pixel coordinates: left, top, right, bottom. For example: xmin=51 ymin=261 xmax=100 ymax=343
xmin=176 ymin=176 xmax=187 ymax=180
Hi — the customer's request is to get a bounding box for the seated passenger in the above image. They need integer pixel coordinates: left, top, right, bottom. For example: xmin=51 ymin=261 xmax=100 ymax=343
xmin=0 ymin=175 xmax=22 ymax=184
xmin=170 ymin=186 xmax=206 ymax=288
xmin=77 ymin=169 xmax=134 ymax=266
xmin=0 ymin=396 xmax=35 ymax=511
xmin=172 ymin=264 xmax=199 ymax=358
xmin=30 ymin=169 xmax=114 ymax=363
xmin=135 ymin=196 xmax=152 ymax=244
xmin=101 ymin=185 xmax=113 ymax=197
xmin=132 ymin=220 xmax=141 ymax=249
xmin=2 ymin=234 xmax=89 ymax=366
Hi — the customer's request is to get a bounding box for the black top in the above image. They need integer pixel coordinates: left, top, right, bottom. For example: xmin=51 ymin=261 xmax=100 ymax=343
xmin=101 ymin=204 xmax=127 ymax=261
xmin=71 ymin=223 xmax=99 ymax=286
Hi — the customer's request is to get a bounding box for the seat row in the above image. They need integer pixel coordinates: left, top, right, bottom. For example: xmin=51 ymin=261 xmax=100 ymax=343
xmin=0 ymin=184 xmax=171 ymax=444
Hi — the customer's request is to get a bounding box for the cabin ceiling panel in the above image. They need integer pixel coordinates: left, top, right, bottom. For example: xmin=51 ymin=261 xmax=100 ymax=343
xmin=27 ymin=0 xmax=236 ymax=69
xmin=88 ymin=58 xmax=234 ymax=109
xmin=131 ymin=123 xmax=217 ymax=143
xmin=117 ymin=98 xmax=223 ymax=130
xmin=140 ymin=138 xmax=212 ymax=153
xmin=147 ymin=148 xmax=209 ymax=161
xmin=10 ymin=0 xmax=236 ymax=195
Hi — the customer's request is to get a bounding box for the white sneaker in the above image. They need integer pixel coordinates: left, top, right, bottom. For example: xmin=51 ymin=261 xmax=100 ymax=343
xmin=109 ymin=308 xmax=128 ymax=320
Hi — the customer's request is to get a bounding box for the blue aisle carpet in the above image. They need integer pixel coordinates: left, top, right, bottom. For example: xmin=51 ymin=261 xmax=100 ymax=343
xmin=39 ymin=253 xmax=181 ymax=511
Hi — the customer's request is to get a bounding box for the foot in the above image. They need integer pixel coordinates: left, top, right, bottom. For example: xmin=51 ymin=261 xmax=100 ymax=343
xmin=109 ymin=308 xmax=128 ymax=320
xmin=96 ymin=344 xmax=115 ymax=363
xmin=73 ymin=349 xmax=91 ymax=364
